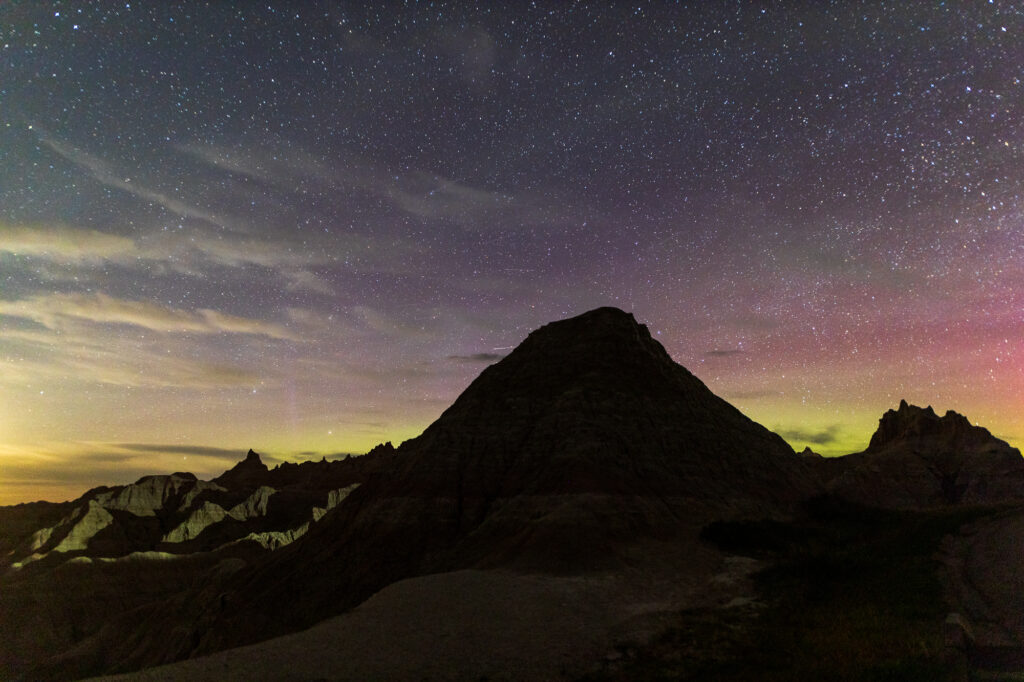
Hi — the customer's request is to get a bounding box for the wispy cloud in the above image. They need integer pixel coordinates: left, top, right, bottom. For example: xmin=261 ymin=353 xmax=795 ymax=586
xmin=0 ymin=224 xmax=136 ymax=263
xmin=351 ymin=305 xmax=432 ymax=338
xmin=30 ymin=135 xmax=424 ymax=278
xmin=0 ymin=459 xmax=151 ymax=485
xmin=141 ymin=230 xmax=322 ymax=269
xmin=0 ymin=339 xmax=261 ymax=389
xmin=995 ymin=434 xmax=1020 ymax=448
xmin=0 ymin=292 xmax=298 ymax=340
xmin=387 ymin=171 xmax=515 ymax=224
xmin=182 ymin=142 xmax=519 ymax=229
xmin=705 ymin=349 xmax=746 ymax=357
xmin=284 ymin=269 xmax=336 ymax=295
xmin=116 ymin=443 xmax=247 ymax=460
xmin=40 ymin=136 xmax=227 ymax=227
xmin=0 ymin=222 xmax=394 ymax=289
xmin=0 ymin=292 xmax=352 ymax=389
xmin=0 ymin=442 xmax=254 ymax=503
xmin=774 ymin=424 xmax=842 ymax=446
xmin=295 ymin=451 xmax=359 ymax=460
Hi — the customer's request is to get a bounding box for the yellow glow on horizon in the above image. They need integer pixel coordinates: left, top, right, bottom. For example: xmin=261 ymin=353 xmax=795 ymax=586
xmin=0 ymin=414 xmax=434 ymax=506
xmin=3 ymin=403 xmax=1021 ymax=507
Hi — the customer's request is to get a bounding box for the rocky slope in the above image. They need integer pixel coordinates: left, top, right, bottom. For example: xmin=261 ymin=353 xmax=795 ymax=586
xmin=0 ymin=500 xmax=76 ymax=562
xmin=0 ymin=449 xmax=384 ymax=681
xmin=0 ymin=449 xmax=388 ymax=572
xmin=825 ymin=400 xmax=1024 ymax=508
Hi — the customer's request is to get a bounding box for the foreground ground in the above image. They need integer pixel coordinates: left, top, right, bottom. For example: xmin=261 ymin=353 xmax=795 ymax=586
xmin=87 ymin=497 xmax=1024 ymax=682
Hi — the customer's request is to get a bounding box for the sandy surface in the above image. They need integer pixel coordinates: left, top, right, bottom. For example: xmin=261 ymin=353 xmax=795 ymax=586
xmin=92 ymin=539 xmax=749 ymax=681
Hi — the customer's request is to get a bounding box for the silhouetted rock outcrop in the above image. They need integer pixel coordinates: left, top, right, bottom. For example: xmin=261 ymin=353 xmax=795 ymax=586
xmin=365 ymin=441 xmax=395 ymax=457
xmin=867 ymin=400 xmax=1010 ymax=455
xmin=827 ymin=401 xmax=1024 ymax=508
xmin=214 ymin=449 xmax=270 ymax=488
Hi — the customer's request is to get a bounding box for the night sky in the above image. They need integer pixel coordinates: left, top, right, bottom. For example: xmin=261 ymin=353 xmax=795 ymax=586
xmin=1 ymin=1 xmax=1021 ymax=505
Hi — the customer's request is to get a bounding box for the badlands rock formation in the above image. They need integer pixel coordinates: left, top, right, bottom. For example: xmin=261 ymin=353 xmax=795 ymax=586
xmin=179 ymin=307 xmax=819 ymax=659
xmin=1 ymin=449 xmax=376 ymax=572
xmin=3 ymin=308 xmax=1023 ymax=681
xmin=93 ymin=473 xmax=198 ymax=516
xmin=162 ymin=501 xmax=233 ymax=543
xmin=825 ymin=400 xmax=1024 ymax=508
xmin=0 ymin=449 xmax=374 ymax=680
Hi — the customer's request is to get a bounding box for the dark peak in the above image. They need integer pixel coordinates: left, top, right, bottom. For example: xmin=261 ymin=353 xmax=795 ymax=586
xmin=411 ymin=306 xmax=687 ymax=440
xmin=529 ymin=307 xmax=643 ymax=341
xmin=237 ymin=449 xmax=267 ymax=469
xmin=366 ymin=441 xmax=395 ymax=457
xmin=405 ymin=305 xmax=804 ymax=497
xmin=868 ymin=401 xmax=1005 ymax=453
xmin=799 ymin=446 xmax=823 ymax=459
xmin=214 ymin=448 xmax=270 ymax=486
xmin=894 ymin=399 xmax=937 ymax=416
xmin=567 ymin=306 xmax=635 ymax=323
xmin=890 ymin=400 xmax=937 ymax=419
xmin=509 ymin=306 xmax=673 ymax=373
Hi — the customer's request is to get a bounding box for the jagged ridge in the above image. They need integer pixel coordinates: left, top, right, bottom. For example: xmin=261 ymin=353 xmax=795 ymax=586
xmin=827 ymin=400 xmax=1024 ymax=508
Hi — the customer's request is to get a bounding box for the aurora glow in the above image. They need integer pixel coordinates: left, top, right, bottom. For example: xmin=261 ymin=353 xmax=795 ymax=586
xmin=1 ymin=2 xmax=1021 ymax=505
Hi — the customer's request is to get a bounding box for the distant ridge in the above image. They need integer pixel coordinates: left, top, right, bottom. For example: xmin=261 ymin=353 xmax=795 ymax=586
xmin=868 ymin=399 xmax=1014 ymax=454
xmin=827 ymin=400 xmax=1024 ymax=508
xmin=213 ymin=448 xmax=269 ymax=488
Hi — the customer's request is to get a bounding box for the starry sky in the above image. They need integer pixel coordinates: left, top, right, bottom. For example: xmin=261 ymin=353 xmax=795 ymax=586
xmin=1 ymin=1 xmax=1022 ymax=505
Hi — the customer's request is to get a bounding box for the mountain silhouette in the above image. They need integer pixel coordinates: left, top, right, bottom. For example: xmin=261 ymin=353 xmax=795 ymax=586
xmin=5 ymin=309 xmax=1024 ymax=681
xmin=190 ymin=306 xmax=815 ymax=655
xmin=213 ymin=448 xmax=269 ymax=488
